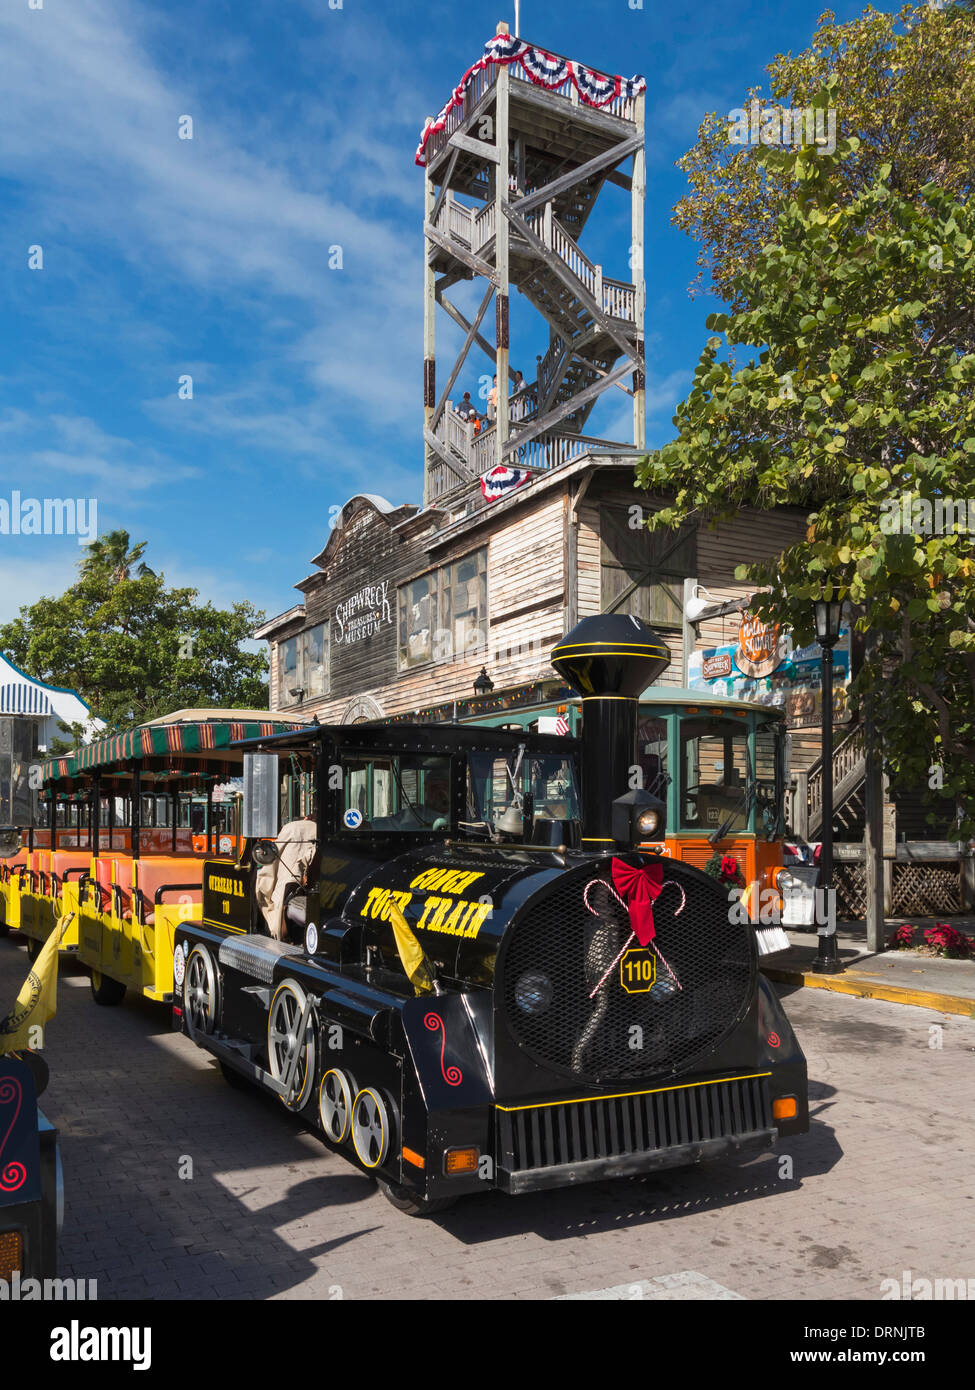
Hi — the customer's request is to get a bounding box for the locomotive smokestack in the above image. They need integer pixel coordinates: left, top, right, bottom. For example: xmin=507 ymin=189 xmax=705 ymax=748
xmin=552 ymin=614 xmax=671 ymax=847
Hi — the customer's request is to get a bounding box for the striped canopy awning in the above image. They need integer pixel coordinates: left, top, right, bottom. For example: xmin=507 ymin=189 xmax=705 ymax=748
xmin=41 ymin=718 xmax=305 ymax=784
xmin=0 ymin=682 xmax=53 ymax=715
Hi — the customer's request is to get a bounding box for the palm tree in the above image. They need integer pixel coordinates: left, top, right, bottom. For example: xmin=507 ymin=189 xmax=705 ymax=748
xmin=81 ymin=530 xmax=155 ymax=584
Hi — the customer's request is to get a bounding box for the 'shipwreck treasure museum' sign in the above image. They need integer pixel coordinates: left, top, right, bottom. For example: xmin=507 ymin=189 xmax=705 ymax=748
xmin=334 ymin=580 xmax=393 ymax=646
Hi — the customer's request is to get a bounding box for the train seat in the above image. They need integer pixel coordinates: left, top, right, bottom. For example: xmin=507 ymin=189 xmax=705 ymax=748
xmin=91 ymin=854 xmax=128 ymax=914
xmin=132 ymin=857 xmax=205 ymax=923
xmin=0 ymin=849 xmax=29 ymax=883
xmin=28 ymin=849 xmax=53 ymax=893
xmin=50 ymin=850 xmax=92 ymax=897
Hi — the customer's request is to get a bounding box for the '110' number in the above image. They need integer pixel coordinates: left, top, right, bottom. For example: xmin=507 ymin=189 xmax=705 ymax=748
xmin=624 ymin=958 xmax=654 ymax=983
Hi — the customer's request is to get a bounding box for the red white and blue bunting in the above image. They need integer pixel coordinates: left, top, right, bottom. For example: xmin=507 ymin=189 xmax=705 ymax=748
xmin=416 ymin=34 xmax=647 ymax=166
xmin=480 ymin=464 xmax=533 ymax=502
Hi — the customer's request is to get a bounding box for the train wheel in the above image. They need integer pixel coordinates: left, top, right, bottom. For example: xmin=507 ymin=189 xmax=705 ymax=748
xmin=267 ymin=980 xmax=316 ymax=1111
xmin=350 ymin=1087 xmax=391 ymax=1170
xmin=318 ymin=1068 xmax=354 ymax=1143
xmin=376 ymin=1180 xmax=456 ymax=1218
xmin=185 ymin=946 xmax=219 ymax=1039
xmin=90 ymin=968 xmax=126 ymax=1006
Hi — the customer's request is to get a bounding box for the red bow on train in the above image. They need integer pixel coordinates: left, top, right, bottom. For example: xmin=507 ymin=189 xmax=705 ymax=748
xmin=611 ymin=858 xmax=664 ymax=946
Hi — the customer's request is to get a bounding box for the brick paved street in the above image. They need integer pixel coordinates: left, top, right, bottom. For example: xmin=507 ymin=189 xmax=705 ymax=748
xmin=5 ymin=935 xmax=973 ymax=1301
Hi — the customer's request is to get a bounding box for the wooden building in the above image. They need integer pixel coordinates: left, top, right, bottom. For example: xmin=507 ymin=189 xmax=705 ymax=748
xmin=255 ymin=465 xmax=808 ymax=728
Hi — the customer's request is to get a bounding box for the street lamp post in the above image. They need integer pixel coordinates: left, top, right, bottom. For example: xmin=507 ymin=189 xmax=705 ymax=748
xmin=812 ymin=596 xmax=843 ymax=974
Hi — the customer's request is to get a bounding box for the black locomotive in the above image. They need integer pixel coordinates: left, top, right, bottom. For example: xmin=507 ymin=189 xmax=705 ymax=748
xmin=173 ymin=615 xmax=807 ymax=1215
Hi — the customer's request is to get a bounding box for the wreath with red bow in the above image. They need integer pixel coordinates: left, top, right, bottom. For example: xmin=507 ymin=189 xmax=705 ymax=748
xmin=703 ymin=850 xmax=745 ymax=888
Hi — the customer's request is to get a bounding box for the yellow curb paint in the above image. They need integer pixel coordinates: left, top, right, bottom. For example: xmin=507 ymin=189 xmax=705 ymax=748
xmin=762 ymin=966 xmax=975 ymax=1018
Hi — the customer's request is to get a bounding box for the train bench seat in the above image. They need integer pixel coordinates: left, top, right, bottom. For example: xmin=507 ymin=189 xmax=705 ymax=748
xmin=50 ymin=850 xmax=92 ymax=895
xmin=88 ymin=854 xmax=129 ymax=914
xmin=131 ymin=857 xmax=206 ymax=924
xmin=0 ymin=849 xmax=29 ymax=884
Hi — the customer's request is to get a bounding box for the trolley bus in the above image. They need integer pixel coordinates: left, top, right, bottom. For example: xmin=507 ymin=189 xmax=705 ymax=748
xmin=461 ymin=687 xmax=791 ymax=920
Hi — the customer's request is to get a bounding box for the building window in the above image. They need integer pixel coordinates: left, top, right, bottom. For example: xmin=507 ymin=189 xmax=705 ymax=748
xmin=399 ymin=573 xmax=437 ymax=669
xmin=279 ymin=623 xmax=328 ymax=705
xmin=398 ymin=549 xmax=488 ymax=670
xmin=601 ymin=509 xmax=696 ymax=629
xmin=302 ymin=624 xmax=327 ymax=699
xmin=442 ymin=549 xmax=487 ymax=662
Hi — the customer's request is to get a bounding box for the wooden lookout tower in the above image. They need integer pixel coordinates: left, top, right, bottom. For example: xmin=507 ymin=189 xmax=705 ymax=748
xmin=418 ymin=26 xmax=647 ymax=505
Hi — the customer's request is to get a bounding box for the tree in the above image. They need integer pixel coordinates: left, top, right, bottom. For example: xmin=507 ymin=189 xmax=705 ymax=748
xmin=0 ymin=530 xmax=269 ymax=732
xmin=673 ymin=4 xmax=975 ymax=305
xmin=637 ymin=142 xmax=975 ymax=825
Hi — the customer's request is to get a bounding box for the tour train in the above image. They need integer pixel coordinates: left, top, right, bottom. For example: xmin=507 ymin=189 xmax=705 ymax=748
xmin=0 ymin=616 xmax=807 ymax=1215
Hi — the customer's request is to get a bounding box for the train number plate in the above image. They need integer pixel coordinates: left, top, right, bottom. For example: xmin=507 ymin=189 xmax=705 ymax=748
xmin=620 ymin=948 xmax=656 ymax=993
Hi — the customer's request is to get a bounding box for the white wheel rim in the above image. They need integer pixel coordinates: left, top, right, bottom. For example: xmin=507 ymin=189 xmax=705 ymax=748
xmin=351 ymin=1088 xmax=389 ymax=1169
xmin=185 ymin=948 xmax=217 ymax=1038
xmin=268 ymin=982 xmax=315 ymax=1110
xmin=319 ymin=1069 xmax=352 ymax=1143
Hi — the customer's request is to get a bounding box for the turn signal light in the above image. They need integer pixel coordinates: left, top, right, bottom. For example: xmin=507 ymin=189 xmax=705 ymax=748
xmin=444 ymin=1147 xmax=479 ymax=1175
xmin=0 ymin=1230 xmax=24 ymax=1280
xmin=402 ymin=1146 xmax=425 ymax=1170
xmin=772 ymin=1096 xmax=798 ymax=1121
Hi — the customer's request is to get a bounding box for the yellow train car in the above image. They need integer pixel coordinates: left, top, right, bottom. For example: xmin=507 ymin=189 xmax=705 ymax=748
xmin=3 ymin=710 xmax=305 ymax=1005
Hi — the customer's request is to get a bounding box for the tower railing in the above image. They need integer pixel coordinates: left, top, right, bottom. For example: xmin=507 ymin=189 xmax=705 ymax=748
xmin=431 ymin=195 xmax=637 ymax=324
xmin=423 ymin=52 xmax=638 ymax=168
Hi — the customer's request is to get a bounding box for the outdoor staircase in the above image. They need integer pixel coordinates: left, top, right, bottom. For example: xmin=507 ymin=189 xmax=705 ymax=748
xmin=428 ymin=195 xmax=638 ymax=482
xmin=421 ymin=58 xmax=645 ymax=502
xmin=790 ymin=724 xmax=867 ymax=841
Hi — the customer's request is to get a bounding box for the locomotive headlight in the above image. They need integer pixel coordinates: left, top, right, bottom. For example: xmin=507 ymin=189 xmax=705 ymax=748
xmin=612 ymin=790 xmax=666 ymax=845
xmin=515 ymin=971 xmax=553 ymax=1015
xmin=637 ymin=807 xmax=660 ymax=836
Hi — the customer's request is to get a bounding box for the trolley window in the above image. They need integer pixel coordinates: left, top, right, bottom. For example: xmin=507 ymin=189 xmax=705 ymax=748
xmin=680 ymin=718 xmax=751 ymax=833
xmin=755 ymin=724 xmax=782 ymax=836
xmin=637 ymin=716 xmax=669 ymax=800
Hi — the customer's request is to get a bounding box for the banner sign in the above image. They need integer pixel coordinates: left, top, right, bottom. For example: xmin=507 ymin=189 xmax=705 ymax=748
xmin=688 ymin=617 xmax=852 ymax=727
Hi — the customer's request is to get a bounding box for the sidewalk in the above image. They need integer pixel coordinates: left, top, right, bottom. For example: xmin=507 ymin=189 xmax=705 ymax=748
xmin=761 ymin=916 xmax=975 ymax=1017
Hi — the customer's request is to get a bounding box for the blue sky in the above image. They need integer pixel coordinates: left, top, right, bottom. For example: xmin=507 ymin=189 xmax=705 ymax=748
xmin=0 ymin=0 xmax=875 ymax=633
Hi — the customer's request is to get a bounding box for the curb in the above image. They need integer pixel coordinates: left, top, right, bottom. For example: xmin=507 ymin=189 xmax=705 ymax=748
xmin=761 ymin=965 xmax=975 ymax=1018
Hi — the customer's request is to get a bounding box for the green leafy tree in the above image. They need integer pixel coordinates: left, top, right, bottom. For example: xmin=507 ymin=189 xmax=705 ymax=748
xmin=0 ymin=530 xmax=269 ymax=732
xmin=673 ymin=4 xmax=975 ymax=305
xmin=638 ymin=142 xmax=975 ymax=825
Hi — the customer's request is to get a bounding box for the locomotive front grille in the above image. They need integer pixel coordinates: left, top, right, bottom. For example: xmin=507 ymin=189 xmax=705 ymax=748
xmin=497 ymin=1073 xmax=773 ymax=1176
xmin=498 ymin=866 xmax=755 ymax=1084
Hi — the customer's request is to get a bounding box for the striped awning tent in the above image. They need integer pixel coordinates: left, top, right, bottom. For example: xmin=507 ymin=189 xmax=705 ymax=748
xmin=0 ymin=683 xmax=54 ymax=716
xmin=41 ymin=717 xmax=304 ymax=784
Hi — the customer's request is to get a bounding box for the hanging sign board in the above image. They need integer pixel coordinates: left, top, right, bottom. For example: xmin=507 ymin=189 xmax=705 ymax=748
xmin=688 ymin=616 xmax=852 ymax=728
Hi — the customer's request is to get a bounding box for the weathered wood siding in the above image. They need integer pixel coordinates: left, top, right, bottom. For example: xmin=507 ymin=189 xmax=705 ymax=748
xmin=264 ymin=491 xmax=569 ymax=724
xmin=260 ymin=470 xmax=816 ymax=740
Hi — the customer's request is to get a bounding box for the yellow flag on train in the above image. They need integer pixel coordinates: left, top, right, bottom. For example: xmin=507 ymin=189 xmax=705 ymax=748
xmin=0 ymin=913 xmax=73 ymax=1055
xmin=387 ymin=901 xmax=436 ymax=996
